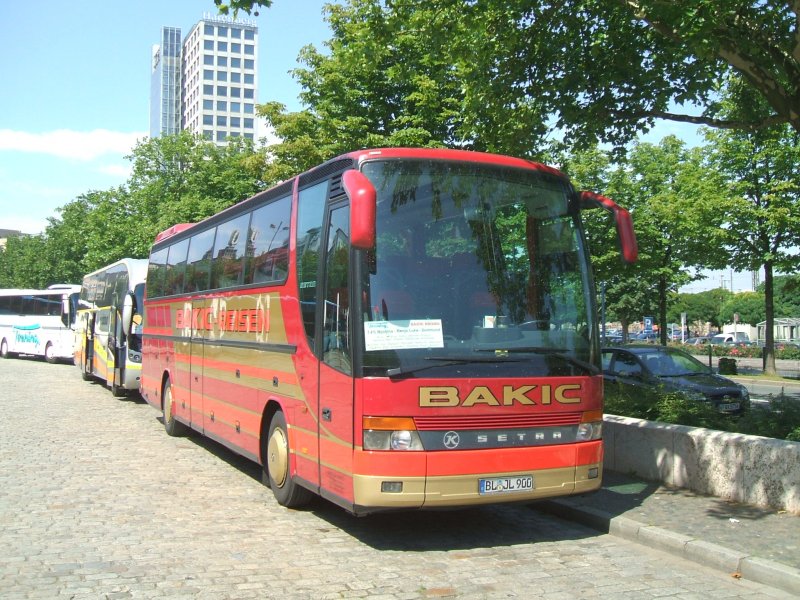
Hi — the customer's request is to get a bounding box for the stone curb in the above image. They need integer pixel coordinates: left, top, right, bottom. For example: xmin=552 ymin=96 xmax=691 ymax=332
xmin=538 ymin=499 xmax=800 ymax=596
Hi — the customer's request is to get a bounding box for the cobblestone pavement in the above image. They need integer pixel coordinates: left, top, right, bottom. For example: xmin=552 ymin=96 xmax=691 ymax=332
xmin=0 ymin=358 xmax=793 ymax=599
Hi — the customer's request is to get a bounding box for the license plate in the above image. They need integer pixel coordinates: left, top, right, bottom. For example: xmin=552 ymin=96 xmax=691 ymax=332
xmin=719 ymin=402 xmax=740 ymax=411
xmin=479 ymin=475 xmax=534 ymax=495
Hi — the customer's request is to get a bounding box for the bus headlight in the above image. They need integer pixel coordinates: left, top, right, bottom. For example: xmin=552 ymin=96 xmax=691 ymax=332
xmin=577 ymin=410 xmax=603 ymax=441
xmin=576 ymin=421 xmax=602 ymax=441
xmin=363 ymin=417 xmax=424 ymax=451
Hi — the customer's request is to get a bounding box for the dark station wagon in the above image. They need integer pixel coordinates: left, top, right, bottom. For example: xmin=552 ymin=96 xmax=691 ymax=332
xmin=601 ymin=345 xmax=750 ymax=414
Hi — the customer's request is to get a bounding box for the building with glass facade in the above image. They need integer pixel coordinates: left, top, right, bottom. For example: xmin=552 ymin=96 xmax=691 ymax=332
xmin=149 ymin=15 xmax=258 ymax=145
xmin=150 ymin=27 xmax=183 ymax=139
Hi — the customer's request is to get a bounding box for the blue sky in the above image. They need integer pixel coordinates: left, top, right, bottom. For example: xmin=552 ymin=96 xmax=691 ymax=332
xmin=0 ymin=0 xmax=331 ymax=235
xmin=0 ymin=1 xmax=751 ymax=292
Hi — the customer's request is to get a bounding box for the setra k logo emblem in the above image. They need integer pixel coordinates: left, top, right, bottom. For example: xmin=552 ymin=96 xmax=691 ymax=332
xmin=443 ymin=431 xmax=460 ymax=450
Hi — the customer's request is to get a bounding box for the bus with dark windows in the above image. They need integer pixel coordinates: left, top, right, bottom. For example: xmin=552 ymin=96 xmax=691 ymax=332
xmin=140 ymin=148 xmax=637 ymax=515
xmin=74 ymin=258 xmax=148 ymax=397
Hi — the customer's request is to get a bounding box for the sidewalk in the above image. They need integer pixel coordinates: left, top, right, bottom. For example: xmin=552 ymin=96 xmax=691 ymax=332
xmin=540 ymin=470 xmax=800 ymax=595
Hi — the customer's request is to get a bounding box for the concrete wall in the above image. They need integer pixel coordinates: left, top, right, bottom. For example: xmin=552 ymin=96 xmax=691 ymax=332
xmin=603 ymin=414 xmax=800 ymax=514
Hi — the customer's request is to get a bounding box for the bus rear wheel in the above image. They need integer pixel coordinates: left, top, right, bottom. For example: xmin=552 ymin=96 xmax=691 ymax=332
xmin=162 ymin=378 xmax=187 ymax=437
xmin=264 ymin=411 xmax=313 ymax=509
xmin=0 ymin=339 xmax=10 ymax=358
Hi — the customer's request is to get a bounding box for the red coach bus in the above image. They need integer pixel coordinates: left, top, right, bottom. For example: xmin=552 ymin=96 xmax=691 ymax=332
xmin=141 ymin=148 xmax=636 ymax=515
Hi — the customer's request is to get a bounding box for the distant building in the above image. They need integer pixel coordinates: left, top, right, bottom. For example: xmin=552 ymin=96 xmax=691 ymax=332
xmin=150 ymin=14 xmax=258 ymax=146
xmin=0 ymin=229 xmax=23 ymax=251
xmin=150 ymin=26 xmax=183 ymax=139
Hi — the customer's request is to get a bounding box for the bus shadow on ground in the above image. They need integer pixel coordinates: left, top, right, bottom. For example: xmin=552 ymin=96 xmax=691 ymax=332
xmin=177 ymin=427 xmax=597 ymax=551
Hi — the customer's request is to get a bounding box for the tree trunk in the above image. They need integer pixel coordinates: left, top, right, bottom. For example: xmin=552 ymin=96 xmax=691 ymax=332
xmin=658 ymin=276 xmax=668 ymax=345
xmin=763 ymin=262 xmax=776 ymax=375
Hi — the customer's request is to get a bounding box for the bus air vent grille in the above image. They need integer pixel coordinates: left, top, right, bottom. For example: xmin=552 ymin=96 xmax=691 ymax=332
xmin=413 ymin=413 xmax=582 ymax=431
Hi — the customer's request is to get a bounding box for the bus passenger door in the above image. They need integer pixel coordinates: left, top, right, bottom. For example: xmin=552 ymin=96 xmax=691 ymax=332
xmin=189 ymin=299 xmax=207 ymax=433
xmin=317 ymin=205 xmax=355 ymax=503
xmin=94 ymin=309 xmax=111 ymax=381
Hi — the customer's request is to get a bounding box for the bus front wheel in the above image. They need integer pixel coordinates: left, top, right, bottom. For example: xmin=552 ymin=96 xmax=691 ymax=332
xmin=1 ymin=339 xmax=10 ymax=358
xmin=162 ymin=378 xmax=187 ymax=437
xmin=44 ymin=343 xmax=57 ymax=364
xmin=265 ymin=411 xmax=313 ymax=509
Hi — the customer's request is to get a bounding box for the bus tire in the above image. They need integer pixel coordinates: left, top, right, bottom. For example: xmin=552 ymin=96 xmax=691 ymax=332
xmin=111 ymin=379 xmax=125 ymax=398
xmin=44 ymin=343 xmax=57 ymax=364
xmin=162 ymin=377 xmax=187 ymax=437
xmin=265 ymin=411 xmax=313 ymax=508
xmin=1 ymin=339 xmax=11 ymax=358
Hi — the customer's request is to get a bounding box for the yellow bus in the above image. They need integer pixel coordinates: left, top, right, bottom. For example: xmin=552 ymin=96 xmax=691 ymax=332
xmin=75 ymin=258 xmax=148 ymax=396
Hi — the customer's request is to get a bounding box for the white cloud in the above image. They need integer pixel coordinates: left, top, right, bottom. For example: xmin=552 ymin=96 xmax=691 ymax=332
xmin=0 ymin=129 xmax=146 ymax=161
xmin=97 ymin=163 xmax=132 ymax=178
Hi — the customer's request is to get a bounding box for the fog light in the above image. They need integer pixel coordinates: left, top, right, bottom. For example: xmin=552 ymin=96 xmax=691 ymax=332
xmin=381 ymin=481 xmax=403 ymax=493
xmin=588 ymin=467 xmax=599 ymax=479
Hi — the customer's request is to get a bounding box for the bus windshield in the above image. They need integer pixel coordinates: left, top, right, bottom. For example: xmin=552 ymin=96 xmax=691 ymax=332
xmin=359 ymin=159 xmax=595 ymax=378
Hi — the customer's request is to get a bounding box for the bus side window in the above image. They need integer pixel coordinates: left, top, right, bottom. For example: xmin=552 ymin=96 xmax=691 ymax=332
xmin=184 ymin=228 xmax=217 ymax=293
xmin=165 ymin=238 xmax=189 ymax=296
xmin=147 ymin=248 xmax=168 ymax=298
xmin=211 ymin=212 xmax=250 ymax=289
xmin=245 ymin=195 xmax=291 ymax=285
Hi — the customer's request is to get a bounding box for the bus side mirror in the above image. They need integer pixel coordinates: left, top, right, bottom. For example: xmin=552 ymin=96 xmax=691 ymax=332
xmin=580 ymin=191 xmax=638 ymax=263
xmin=342 ymin=169 xmax=376 ymax=249
xmin=63 ymin=293 xmax=79 ymax=328
xmin=122 ymin=292 xmax=135 ymax=337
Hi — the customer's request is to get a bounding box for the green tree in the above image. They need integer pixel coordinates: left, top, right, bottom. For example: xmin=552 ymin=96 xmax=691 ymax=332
xmin=771 ymin=275 xmax=800 ymax=319
xmin=235 ymin=0 xmax=800 ymax=145
xmin=622 ymin=137 xmax=732 ymax=343
xmin=706 ymin=78 xmax=800 ymax=374
xmin=125 ymin=132 xmax=264 ymax=257
xmin=668 ymin=288 xmax=733 ymax=332
xmin=259 ymin=0 xmax=472 ymax=169
xmin=719 ymin=291 xmax=766 ymax=327
xmin=0 ymin=133 xmax=265 ymax=289
xmin=566 ymin=139 xmax=728 ymax=342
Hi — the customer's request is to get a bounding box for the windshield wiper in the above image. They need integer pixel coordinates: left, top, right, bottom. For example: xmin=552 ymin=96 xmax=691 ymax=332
xmin=475 ymin=346 xmax=600 ymax=376
xmin=387 ymin=355 xmax=521 ymax=378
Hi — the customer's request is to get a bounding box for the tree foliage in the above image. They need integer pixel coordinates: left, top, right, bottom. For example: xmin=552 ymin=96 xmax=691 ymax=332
xmin=668 ymin=288 xmax=733 ymax=331
xmin=705 ymin=78 xmax=800 ymax=373
xmin=233 ymin=0 xmax=800 ymax=146
xmin=563 ymin=138 xmax=728 ymax=339
xmin=0 ymin=133 xmax=265 ymax=286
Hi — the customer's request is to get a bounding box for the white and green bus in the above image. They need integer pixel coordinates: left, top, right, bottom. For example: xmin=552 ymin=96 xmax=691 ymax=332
xmin=0 ymin=285 xmax=81 ymax=363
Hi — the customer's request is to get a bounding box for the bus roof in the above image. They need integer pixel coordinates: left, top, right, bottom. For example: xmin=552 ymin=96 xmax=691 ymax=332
xmin=0 ymin=285 xmax=80 ymax=297
xmin=82 ymin=258 xmax=149 ymax=284
xmin=343 ymin=147 xmax=566 ymax=178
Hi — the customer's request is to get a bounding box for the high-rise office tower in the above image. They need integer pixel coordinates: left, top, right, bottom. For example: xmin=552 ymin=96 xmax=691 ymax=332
xmin=150 ymin=27 xmax=183 ymax=139
xmin=150 ymin=15 xmax=258 ymax=146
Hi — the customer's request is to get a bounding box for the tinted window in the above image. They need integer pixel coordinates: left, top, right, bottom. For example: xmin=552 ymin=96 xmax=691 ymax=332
xmin=323 ymin=206 xmax=352 ymax=375
xmin=245 ymin=195 xmax=291 ymax=285
xmin=211 ymin=213 xmax=250 ymax=289
xmin=146 ymin=248 xmax=168 ymax=298
xmin=165 ymin=238 xmax=189 ymax=296
xmin=184 ymin=228 xmax=216 ymax=293
xmin=296 ymin=182 xmax=328 ymax=346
